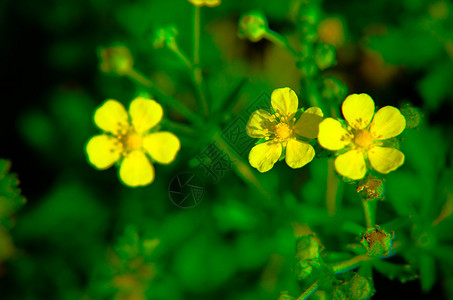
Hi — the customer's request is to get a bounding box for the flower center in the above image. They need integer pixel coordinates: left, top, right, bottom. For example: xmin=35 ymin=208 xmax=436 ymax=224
xmin=123 ymin=131 xmax=143 ymax=152
xmin=274 ymin=123 xmax=292 ymax=141
xmin=353 ymin=129 xmax=373 ymax=149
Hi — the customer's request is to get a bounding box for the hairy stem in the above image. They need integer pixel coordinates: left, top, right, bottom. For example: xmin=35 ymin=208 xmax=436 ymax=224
xmin=296 ymin=281 xmax=319 ymax=300
xmin=362 ymin=199 xmax=374 ymax=229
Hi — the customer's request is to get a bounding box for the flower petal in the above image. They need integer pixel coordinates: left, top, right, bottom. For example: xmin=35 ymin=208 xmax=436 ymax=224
xmin=294 ymin=107 xmax=324 ymax=139
xmin=335 ymin=150 xmax=367 ymax=180
xmin=368 ymin=147 xmax=405 ymax=174
xmin=94 ymin=100 xmax=129 ymax=134
xmin=249 ymin=141 xmax=282 ymax=173
xmin=85 ymin=135 xmax=121 ymax=169
xmin=271 ymin=87 xmax=298 ymax=116
xmin=318 ymin=118 xmax=351 ymax=150
xmin=119 ymin=150 xmax=155 ymax=187
xmin=285 ymin=139 xmax=315 ymax=169
xmin=129 ymin=97 xmax=163 ymax=133
xmin=369 ymin=106 xmax=406 ymax=140
xmin=342 ymin=94 xmax=375 ymax=129
xmin=246 ymin=109 xmax=273 ymax=138
xmin=143 ymin=132 xmax=180 ymax=164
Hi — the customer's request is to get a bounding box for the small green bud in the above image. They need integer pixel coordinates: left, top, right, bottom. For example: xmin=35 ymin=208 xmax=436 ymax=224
xmin=296 ymin=234 xmax=320 ymax=261
xmin=348 ymin=274 xmax=372 ymax=300
xmin=315 ymin=42 xmax=336 ymax=70
xmin=238 ymin=11 xmax=268 ymax=42
xmin=360 ymin=226 xmax=394 ymax=257
xmin=298 ymin=59 xmax=318 ymax=78
xmin=332 ymin=287 xmax=347 ymax=300
xmin=152 ymin=26 xmax=178 ymax=50
xmin=98 ymin=45 xmax=133 ymax=76
xmin=322 ymin=77 xmax=348 ymax=102
xmin=295 ymin=260 xmax=313 ymax=280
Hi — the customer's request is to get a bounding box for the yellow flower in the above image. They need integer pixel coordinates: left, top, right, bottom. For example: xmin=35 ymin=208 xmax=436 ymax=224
xmin=188 ymin=0 xmax=220 ymax=7
xmin=246 ymin=87 xmax=324 ymax=172
xmin=85 ymin=97 xmax=181 ymax=187
xmin=318 ymin=94 xmax=406 ymax=180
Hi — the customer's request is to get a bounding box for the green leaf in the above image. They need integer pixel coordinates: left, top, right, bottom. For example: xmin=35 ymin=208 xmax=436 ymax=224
xmin=420 ymin=253 xmax=436 ymax=292
xmin=372 ymin=260 xmax=417 ymax=282
xmin=418 ymin=61 xmax=453 ymax=111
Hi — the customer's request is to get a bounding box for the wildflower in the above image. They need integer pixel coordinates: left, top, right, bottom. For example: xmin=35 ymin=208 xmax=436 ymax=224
xmin=85 ymin=97 xmax=180 ymax=187
xmin=246 ymin=87 xmax=323 ymax=172
xmin=318 ymin=94 xmax=406 ymax=180
xmin=98 ymin=46 xmax=133 ymax=76
xmin=188 ymin=0 xmax=220 ymax=7
xmin=238 ymin=11 xmax=269 ymax=42
xmin=360 ymin=226 xmax=394 ymax=257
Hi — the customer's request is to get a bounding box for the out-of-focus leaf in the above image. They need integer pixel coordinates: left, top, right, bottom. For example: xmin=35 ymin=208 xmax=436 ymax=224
xmin=372 ymin=260 xmax=417 ymax=282
xmin=431 ymin=245 xmax=453 ymax=266
xmin=420 ymin=253 xmax=436 ymax=292
xmin=367 ymin=26 xmax=442 ymax=69
xmin=18 ymin=111 xmax=56 ymax=153
xmin=418 ymin=61 xmax=453 ymax=111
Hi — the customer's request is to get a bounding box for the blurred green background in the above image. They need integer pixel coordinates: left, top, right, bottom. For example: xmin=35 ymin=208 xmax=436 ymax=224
xmin=1 ymin=0 xmax=453 ymax=299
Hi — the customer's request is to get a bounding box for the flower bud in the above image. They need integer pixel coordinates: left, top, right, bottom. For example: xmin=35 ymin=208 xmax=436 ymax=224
xmin=332 ymin=287 xmax=347 ymax=300
xmin=238 ymin=11 xmax=268 ymax=42
xmin=98 ymin=46 xmax=133 ymax=76
xmin=294 ymin=260 xmax=313 ymax=280
xmin=322 ymin=77 xmax=348 ymax=103
xmin=295 ymin=234 xmax=320 ymax=261
xmin=318 ymin=17 xmax=345 ymax=48
xmin=348 ymin=274 xmax=372 ymax=300
xmin=315 ymin=42 xmax=336 ymax=70
xmin=360 ymin=226 xmax=394 ymax=257
xmin=152 ymin=26 xmax=178 ymax=50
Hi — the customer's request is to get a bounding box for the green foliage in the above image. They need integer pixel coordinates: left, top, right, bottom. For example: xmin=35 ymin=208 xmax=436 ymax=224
xmin=3 ymin=0 xmax=453 ymax=299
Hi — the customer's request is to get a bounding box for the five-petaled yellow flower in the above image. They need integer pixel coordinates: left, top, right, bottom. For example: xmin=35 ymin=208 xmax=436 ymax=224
xmin=188 ymin=0 xmax=220 ymax=7
xmin=85 ymin=97 xmax=180 ymax=187
xmin=318 ymin=94 xmax=406 ymax=180
xmin=246 ymin=87 xmax=324 ymax=172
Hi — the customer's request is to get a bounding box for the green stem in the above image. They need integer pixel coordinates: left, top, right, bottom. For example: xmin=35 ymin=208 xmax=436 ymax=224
xmin=213 ymin=135 xmax=271 ymax=201
xmin=331 ymin=255 xmax=374 ymax=274
xmin=126 ymin=67 xmax=154 ymax=87
xmin=326 ymin=159 xmax=340 ymax=216
xmin=193 ymin=5 xmax=209 ymax=117
xmin=362 ymin=199 xmax=374 ymax=229
xmin=126 ymin=68 xmax=203 ymax=127
xmin=169 ymin=44 xmax=193 ymax=69
xmin=264 ymin=30 xmax=298 ymax=57
xmin=296 ymin=281 xmax=319 ymax=300
xmin=160 ymin=119 xmax=196 ymax=136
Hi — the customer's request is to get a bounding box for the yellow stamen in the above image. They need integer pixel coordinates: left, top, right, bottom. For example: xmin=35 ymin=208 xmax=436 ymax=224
xmin=354 ymin=129 xmax=373 ymax=149
xmin=274 ymin=123 xmax=292 ymax=141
